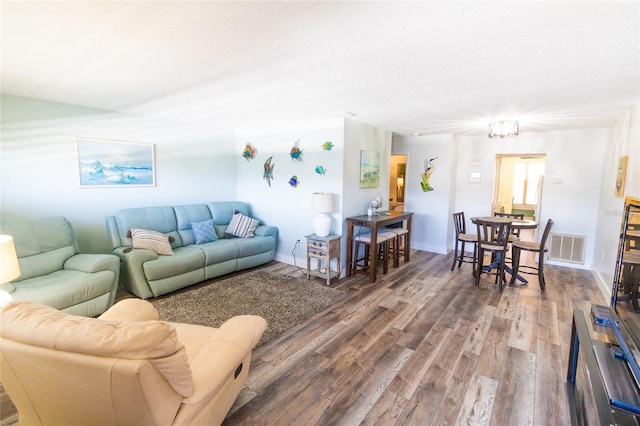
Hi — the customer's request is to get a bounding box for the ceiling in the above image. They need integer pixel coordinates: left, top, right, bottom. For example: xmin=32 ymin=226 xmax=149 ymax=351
xmin=1 ymin=1 xmax=639 ymax=136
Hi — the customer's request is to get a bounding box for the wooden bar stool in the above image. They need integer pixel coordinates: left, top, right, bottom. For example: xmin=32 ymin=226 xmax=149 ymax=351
xmin=475 ymin=218 xmax=512 ymax=291
xmin=509 ymin=219 xmax=554 ymax=290
xmin=451 ymin=212 xmax=478 ymax=274
xmin=385 ymin=226 xmax=409 ymax=267
xmin=353 ymin=230 xmax=396 ymax=276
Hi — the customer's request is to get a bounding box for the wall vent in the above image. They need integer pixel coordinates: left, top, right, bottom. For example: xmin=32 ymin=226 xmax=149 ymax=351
xmin=548 ymin=233 xmax=586 ymax=264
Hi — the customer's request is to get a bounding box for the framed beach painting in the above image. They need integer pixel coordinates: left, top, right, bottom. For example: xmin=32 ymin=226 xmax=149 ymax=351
xmin=76 ymin=138 xmax=156 ymax=187
xmin=360 ymin=150 xmax=380 ymax=188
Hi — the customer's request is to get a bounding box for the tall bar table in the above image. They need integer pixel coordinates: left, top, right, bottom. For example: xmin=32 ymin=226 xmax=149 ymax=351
xmin=345 ymin=211 xmax=413 ymax=283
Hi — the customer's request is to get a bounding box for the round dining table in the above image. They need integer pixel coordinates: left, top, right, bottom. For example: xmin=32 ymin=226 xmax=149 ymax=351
xmin=470 ymin=216 xmax=538 ymax=230
xmin=470 ymin=216 xmax=539 ymax=285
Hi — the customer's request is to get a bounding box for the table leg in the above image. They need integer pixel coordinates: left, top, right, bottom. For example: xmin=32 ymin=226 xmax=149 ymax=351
xmin=346 ymin=222 xmax=354 ymax=276
xmin=405 ymin=216 xmax=412 ymax=263
xmin=369 ymin=223 xmax=378 ymax=283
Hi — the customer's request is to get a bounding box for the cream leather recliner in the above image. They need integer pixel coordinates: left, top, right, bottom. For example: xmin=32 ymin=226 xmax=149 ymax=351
xmin=0 ymin=299 xmax=267 ymax=426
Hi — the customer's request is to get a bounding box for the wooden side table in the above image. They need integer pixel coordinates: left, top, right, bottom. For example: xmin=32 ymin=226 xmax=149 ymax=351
xmin=306 ymin=234 xmax=341 ymax=285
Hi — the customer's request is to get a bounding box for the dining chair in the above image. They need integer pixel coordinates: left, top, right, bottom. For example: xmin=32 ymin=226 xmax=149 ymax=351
xmin=475 ymin=218 xmax=512 ymax=291
xmin=493 ymin=212 xmax=524 ymax=240
xmin=509 ymin=219 xmax=554 ymax=290
xmin=451 ymin=212 xmax=478 ymax=273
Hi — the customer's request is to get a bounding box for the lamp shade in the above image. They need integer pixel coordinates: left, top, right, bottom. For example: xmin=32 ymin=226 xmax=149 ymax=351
xmin=311 ymin=192 xmax=335 ymax=213
xmin=488 ymin=120 xmax=519 ymax=139
xmin=0 ymin=235 xmax=21 ymax=284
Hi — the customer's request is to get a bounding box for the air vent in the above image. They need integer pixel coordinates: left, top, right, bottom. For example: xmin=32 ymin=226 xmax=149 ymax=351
xmin=548 ymin=233 xmax=586 ymax=264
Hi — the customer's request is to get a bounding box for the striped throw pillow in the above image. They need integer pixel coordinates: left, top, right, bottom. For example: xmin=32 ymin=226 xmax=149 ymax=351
xmin=131 ymin=228 xmax=174 ymax=255
xmin=225 ymin=212 xmax=259 ymax=238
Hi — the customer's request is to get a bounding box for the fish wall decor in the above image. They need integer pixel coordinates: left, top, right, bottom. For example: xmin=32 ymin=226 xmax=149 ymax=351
xmin=322 ymin=141 xmax=334 ymax=151
xmin=242 ymin=143 xmax=256 ymax=161
xmin=263 ymin=156 xmax=275 ymax=187
xmin=288 ymin=175 xmax=299 ymax=187
xmin=289 ymin=140 xmax=303 ymax=161
xmin=315 ymin=165 xmax=326 ymax=175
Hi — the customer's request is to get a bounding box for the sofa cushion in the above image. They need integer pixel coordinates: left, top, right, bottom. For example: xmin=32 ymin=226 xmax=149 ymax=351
xmin=115 ymin=206 xmax=182 ymax=248
xmin=197 ymin=239 xmax=240 ymax=265
xmin=142 ymin=247 xmax=205 ymax=281
xmin=226 ymin=212 xmax=259 ymax=238
xmin=233 ymin=236 xmax=277 ymax=257
xmin=1 ymin=301 xmax=194 ymax=398
xmin=191 ymin=219 xmax=218 ymax=244
xmin=207 ymin=202 xmax=250 ymax=225
xmin=131 ymin=229 xmax=174 ymax=255
xmin=9 ymin=269 xmax=117 ymax=310
xmin=174 ymin=204 xmax=213 ymax=246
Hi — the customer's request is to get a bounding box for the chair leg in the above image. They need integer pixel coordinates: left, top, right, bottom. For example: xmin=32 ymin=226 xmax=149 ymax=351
xmin=475 ymin=248 xmax=483 ymax=286
xmin=472 ymin=243 xmax=477 ymax=277
xmin=538 ymin=252 xmax=545 ymax=291
xmin=450 ymin=240 xmax=459 ymax=271
xmin=383 ymin=240 xmax=389 ymax=274
xmin=458 ymin=241 xmax=466 ymax=269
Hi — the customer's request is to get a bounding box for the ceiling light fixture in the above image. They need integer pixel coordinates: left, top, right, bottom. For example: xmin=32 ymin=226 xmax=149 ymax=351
xmin=488 ymin=120 xmax=519 ymax=139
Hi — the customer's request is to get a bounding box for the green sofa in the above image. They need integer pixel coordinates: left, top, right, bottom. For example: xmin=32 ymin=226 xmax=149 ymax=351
xmin=0 ymin=217 xmax=120 ymax=316
xmin=105 ymin=201 xmax=278 ymax=299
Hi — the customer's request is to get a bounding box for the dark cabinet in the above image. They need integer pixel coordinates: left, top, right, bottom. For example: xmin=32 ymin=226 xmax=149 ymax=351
xmin=567 ymin=196 xmax=640 ymax=425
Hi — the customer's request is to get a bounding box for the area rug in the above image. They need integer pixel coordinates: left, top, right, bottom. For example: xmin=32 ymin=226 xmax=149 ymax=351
xmin=151 ymin=270 xmax=346 ymax=345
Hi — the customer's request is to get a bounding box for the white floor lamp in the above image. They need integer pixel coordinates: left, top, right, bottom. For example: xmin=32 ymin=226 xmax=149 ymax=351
xmin=0 ymin=235 xmax=20 ymax=308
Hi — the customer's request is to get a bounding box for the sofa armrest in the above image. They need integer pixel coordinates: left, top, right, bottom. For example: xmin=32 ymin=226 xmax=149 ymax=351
xmin=98 ymin=298 xmax=160 ymax=321
xmin=64 ymin=253 xmax=120 ymax=274
xmin=254 ymin=225 xmax=278 ymax=239
xmin=179 ymin=315 xmax=267 ymax=404
xmin=1 ymin=283 xmax=15 ymax=294
xmin=112 ymin=247 xmax=158 ymax=299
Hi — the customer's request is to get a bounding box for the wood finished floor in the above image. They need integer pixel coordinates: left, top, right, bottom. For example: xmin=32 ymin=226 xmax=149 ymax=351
xmin=223 ymin=249 xmax=608 ymax=426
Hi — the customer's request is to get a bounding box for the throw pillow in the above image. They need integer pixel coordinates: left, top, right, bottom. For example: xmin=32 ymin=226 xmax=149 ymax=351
xmin=191 ymin=219 xmax=218 ymax=244
xmin=225 ymin=212 xmax=259 ymax=238
xmin=131 ymin=228 xmax=174 ymax=255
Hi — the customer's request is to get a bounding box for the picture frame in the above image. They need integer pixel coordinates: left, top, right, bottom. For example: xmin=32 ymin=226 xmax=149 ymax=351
xmin=76 ymin=137 xmax=156 ymax=187
xmin=615 ymin=155 xmax=628 ymax=198
xmin=359 ymin=150 xmax=380 ymax=188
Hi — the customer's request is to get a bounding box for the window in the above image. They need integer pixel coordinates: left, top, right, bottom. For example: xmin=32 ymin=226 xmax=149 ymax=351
xmin=513 ymin=162 xmax=545 ymax=205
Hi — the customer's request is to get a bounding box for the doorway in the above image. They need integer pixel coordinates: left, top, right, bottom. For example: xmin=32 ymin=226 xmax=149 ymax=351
xmin=390 ymin=154 xmax=407 ymax=211
xmin=492 ymin=154 xmax=546 ymax=221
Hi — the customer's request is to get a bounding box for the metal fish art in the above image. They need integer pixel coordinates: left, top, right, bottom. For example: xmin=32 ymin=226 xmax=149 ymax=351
xmin=242 ymin=143 xmax=256 ymax=161
xmin=322 ymin=141 xmax=334 ymax=151
xmin=288 ymin=175 xmax=299 ymax=187
xmin=263 ymin=156 xmax=275 ymax=187
xmin=289 ymin=140 xmax=303 ymax=161
xmin=315 ymin=165 xmax=326 ymax=175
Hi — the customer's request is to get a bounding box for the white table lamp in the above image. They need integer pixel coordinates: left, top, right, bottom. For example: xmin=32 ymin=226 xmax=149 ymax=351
xmin=0 ymin=235 xmax=20 ymax=308
xmin=311 ymin=192 xmax=335 ymax=237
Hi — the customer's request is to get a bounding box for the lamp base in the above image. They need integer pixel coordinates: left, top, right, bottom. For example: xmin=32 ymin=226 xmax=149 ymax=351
xmin=314 ymin=214 xmax=332 ymax=237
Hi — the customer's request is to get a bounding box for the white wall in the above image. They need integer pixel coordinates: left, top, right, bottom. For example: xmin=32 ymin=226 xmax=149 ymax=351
xmin=392 ymin=134 xmax=454 ymax=253
xmin=339 ymin=120 xmax=393 ymax=270
xmin=593 ymin=102 xmax=640 ymax=297
xmin=236 ymin=118 xmax=345 ymax=267
xmin=392 ymin=128 xmax=611 ymax=264
xmin=0 ymin=95 xmax=237 ymax=253
xmin=454 ymin=128 xmax=609 ymax=269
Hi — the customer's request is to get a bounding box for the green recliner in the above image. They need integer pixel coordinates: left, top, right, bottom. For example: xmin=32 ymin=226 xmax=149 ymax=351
xmin=0 ymin=217 xmax=120 ymax=316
